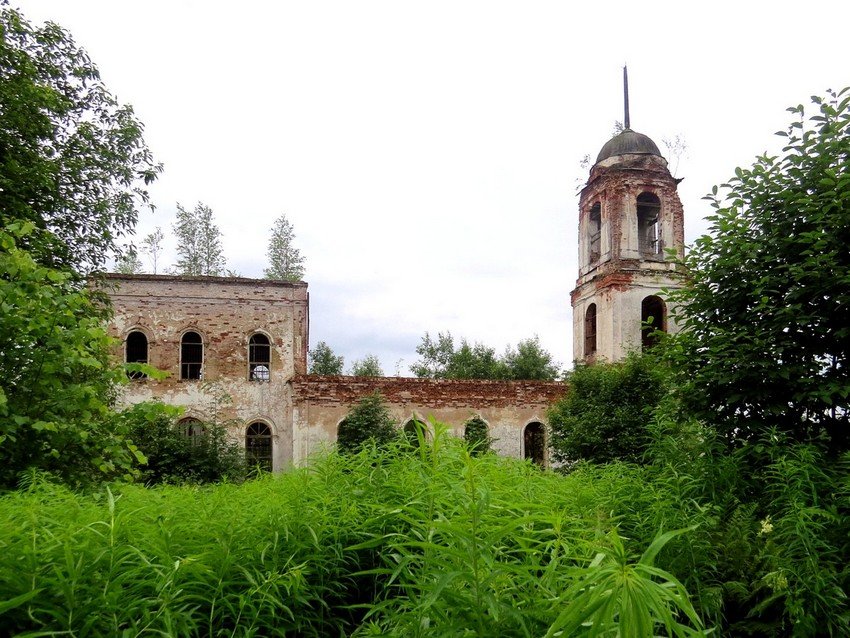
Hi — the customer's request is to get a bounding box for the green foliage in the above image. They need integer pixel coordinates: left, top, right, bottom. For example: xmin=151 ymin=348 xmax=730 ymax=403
xmin=0 ymin=430 xmax=709 ymax=636
xmin=8 ymin=422 xmax=846 ymax=636
xmin=549 ymin=353 xmax=668 ymax=464
xmin=118 ymin=401 xmax=246 ymax=485
xmin=412 ymin=331 xmax=509 ymax=379
xmin=545 ymin=527 xmax=703 ymax=638
xmin=0 ymin=222 xmax=142 ymax=488
xmin=350 ymin=354 xmax=384 ymax=377
xmin=644 ymin=89 xmax=850 ymax=636
xmin=113 ymin=248 xmax=143 ymax=274
xmin=666 ymin=88 xmax=850 ymax=450
xmin=140 ymin=226 xmax=163 ymax=274
xmin=172 ymin=202 xmax=226 ymax=276
xmin=449 ymin=339 xmax=507 ymax=379
xmin=263 ymin=213 xmax=305 ymax=281
xmin=410 ymin=331 xmax=455 ymax=378
xmin=725 ymin=437 xmax=850 ymax=636
xmin=0 ymin=6 xmax=160 ymax=273
xmin=0 ymin=6 xmax=158 ymax=487
xmin=309 ymin=340 xmax=344 ymax=375
xmin=412 ymin=331 xmax=561 ymax=380
xmin=337 ymin=392 xmax=396 ymax=454
xmin=402 ymin=417 xmax=427 ymax=449
xmin=503 ymin=335 xmax=562 ymax=381
xmin=463 ymin=415 xmax=491 ymax=455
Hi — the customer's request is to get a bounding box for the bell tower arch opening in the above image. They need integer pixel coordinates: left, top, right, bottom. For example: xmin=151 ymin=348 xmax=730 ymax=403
xmin=588 ymin=202 xmax=602 ymax=264
xmin=584 ymin=303 xmax=597 ymax=358
xmin=637 ymin=192 xmax=662 ymax=258
xmin=641 ymin=295 xmax=666 ymax=350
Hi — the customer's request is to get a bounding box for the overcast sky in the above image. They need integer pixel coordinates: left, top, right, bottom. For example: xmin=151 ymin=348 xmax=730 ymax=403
xmin=16 ymin=0 xmax=850 ymax=375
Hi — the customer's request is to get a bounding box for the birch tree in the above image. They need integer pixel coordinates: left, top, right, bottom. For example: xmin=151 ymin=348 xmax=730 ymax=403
xmin=172 ymin=202 xmax=226 ymax=276
xmin=264 ymin=213 xmax=305 ymax=281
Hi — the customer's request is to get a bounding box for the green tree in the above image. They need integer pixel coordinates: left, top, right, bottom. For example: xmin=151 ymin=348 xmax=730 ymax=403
xmin=411 ymin=331 xmax=559 ymax=380
xmin=0 ymin=222 xmax=142 ymax=487
xmin=114 ymin=248 xmax=143 ymax=274
xmin=309 ymin=341 xmax=344 ymax=375
xmin=337 ymin=392 xmax=396 ymax=454
xmin=503 ymin=336 xmax=561 ymax=380
xmin=447 ymin=340 xmax=506 ymax=379
xmin=264 ymin=213 xmax=305 ymax=281
xmin=141 ymin=226 xmax=164 ymax=274
xmin=412 ymin=332 xmax=505 ymax=379
xmin=410 ymin=331 xmax=455 ymax=378
xmin=548 ymin=353 xmax=668 ymax=464
xmin=350 ymin=354 xmax=384 ymax=377
xmin=172 ymin=202 xmax=226 ymax=276
xmin=0 ymin=6 xmax=160 ymax=273
xmin=667 ymin=88 xmax=850 ymax=450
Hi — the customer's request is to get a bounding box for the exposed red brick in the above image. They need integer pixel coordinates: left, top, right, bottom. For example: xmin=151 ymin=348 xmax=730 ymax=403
xmin=292 ymin=375 xmax=567 ymax=409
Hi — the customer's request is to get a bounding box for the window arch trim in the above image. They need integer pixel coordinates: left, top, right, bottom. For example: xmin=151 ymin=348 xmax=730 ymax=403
xmin=178 ymin=417 xmax=206 ymax=441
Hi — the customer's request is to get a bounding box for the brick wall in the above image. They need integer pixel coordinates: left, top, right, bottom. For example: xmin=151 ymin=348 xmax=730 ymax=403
xmin=105 ymin=275 xmax=568 ymax=469
xmin=104 ymin=274 xmax=309 ymax=470
xmin=291 ymin=375 xmax=567 ymax=464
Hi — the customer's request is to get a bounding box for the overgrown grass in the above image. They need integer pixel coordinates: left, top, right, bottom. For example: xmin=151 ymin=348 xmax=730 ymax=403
xmin=0 ymin=424 xmax=711 ymax=636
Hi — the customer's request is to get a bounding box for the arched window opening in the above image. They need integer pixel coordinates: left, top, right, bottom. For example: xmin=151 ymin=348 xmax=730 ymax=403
xmin=246 ymin=422 xmax=273 ymax=472
xmin=641 ymin=295 xmax=666 ymax=350
xmin=523 ymin=422 xmax=545 ymax=467
xmin=637 ymin=192 xmax=661 ymax=257
xmin=584 ymin=304 xmax=597 ymax=357
xmin=463 ymin=417 xmax=490 ymax=456
xmin=126 ymin=330 xmax=148 ymax=379
xmin=180 ymin=331 xmax=203 ymax=380
xmin=588 ymin=202 xmax=602 ymax=263
xmin=179 ymin=417 xmax=205 ymax=444
xmin=404 ymin=419 xmax=426 ymax=447
xmin=249 ymin=333 xmax=271 ymax=381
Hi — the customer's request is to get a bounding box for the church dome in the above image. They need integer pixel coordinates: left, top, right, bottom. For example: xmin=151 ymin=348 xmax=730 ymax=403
xmin=596 ymin=128 xmax=661 ymax=163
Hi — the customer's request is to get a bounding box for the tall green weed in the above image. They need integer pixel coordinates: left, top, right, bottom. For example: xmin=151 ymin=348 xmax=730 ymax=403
xmin=0 ymin=425 xmax=709 ymax=636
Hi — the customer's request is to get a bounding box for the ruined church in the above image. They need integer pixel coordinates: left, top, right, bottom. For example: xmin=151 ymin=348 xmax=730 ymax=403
xmin=107 ymin=76 xmax=684 ymax=471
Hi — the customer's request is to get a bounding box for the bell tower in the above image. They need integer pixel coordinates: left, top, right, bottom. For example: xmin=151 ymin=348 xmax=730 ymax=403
xmin=571 ymin=68 xmax=685 ymax=363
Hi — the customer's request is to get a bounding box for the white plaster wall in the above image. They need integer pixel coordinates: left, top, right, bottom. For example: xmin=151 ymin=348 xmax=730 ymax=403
xmin=290 ymin=400 xmax=552 ymax=466
xmin=572 ymin=274 xmax=683 ymax=363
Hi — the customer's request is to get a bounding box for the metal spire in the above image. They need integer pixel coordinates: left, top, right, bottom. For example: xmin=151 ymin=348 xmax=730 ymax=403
xmin=623 ymin=65 xmax=630 ymax=130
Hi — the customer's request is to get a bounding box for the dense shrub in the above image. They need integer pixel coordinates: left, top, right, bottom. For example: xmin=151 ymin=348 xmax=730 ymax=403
xmin=548 ymin=352 xmax=668 ymax=464
xmin=119 ymin=401 xmax=246 ymax=484
xmin=463 ymin=415 xmax=491 ymax=455
xmin=337 ymin=392 xmax=397 ymax=454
